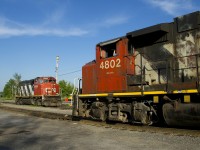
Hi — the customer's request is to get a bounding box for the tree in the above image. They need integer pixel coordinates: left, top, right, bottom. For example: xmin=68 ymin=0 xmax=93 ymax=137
xmin=0 ymin=91 xmax=3 ymax=98
xmin=13 ymin=73 xmax=21 ymax=87
xmin=3 ymin=79 xmax=16 ymax=98
xmin=2 ymin=73 xmax=21 ymax=99
xmin=59 ymin=80 xmax=74 ymax=98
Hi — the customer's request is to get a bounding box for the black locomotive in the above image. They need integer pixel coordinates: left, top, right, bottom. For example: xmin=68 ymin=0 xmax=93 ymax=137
xmin=73 ymin=11 xmax=200 ymax=127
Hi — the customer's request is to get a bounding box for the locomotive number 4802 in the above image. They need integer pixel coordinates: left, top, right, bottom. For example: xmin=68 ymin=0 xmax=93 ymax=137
xmin=100 ymin=58 xmax=121 ymax=69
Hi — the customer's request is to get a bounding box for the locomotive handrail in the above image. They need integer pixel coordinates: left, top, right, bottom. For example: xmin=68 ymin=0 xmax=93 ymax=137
xmin=196 ymin=54 xmax=199 ymax=89
xmin=174 ymin=53 xmax=200 ymax=59
xmin=71 ymin=78 xmax=82 ymax=108
xmin=140 ymin=53 xmax=144 ymax=96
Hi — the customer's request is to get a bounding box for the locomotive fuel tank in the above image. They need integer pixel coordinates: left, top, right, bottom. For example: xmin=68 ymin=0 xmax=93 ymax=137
xmin=163 ymin=101 xmax=200 ymax=127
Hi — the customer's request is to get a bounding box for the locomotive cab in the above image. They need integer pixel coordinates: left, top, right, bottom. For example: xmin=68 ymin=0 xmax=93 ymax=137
xmin=82 ymin=37 xmax=135 ymax=94
xmin=34 ymin=77 xmax=59 ymax=96
xmin=96 ymin=37 xmax=132 ymax=93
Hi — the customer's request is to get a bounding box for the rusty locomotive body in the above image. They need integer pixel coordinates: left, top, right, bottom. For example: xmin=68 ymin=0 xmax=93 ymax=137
xmin=72 ymin=11 xmax=200 ymax=127
xmin=16 ymin=77 xmax=61 ymax=107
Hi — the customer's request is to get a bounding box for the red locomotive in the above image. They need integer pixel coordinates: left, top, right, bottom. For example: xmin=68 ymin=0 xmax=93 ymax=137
xmin=73 ymin=11 xmax=200 ymax=127
xmin=16 ymin=76 xmax=61 ymax=106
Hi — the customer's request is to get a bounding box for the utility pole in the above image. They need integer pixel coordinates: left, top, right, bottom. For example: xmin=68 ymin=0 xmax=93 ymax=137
xmin=55 ymin=56 xmax=60 ymax=83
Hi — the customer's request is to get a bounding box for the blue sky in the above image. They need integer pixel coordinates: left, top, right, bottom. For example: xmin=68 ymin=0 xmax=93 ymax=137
xmin=0 ymin=0 xmax=199 ymax=91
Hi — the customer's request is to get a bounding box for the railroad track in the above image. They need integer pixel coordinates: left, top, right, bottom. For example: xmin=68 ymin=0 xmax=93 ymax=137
xmin=81 ymin=119 xmax=200 ymax=137
xmin=1 ymin=102 xmax=200 ymax=137
xmin=0 ymin=100 xmax=72 ymax=109
xmin=0 ymin=100 xmax=15 ymax=104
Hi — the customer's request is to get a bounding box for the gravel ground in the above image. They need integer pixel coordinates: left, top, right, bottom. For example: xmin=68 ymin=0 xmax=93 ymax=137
xmin=1 ymin=109 xmax=200 ymax=150
xmin=0 ymin=103 xmax=72 ymax=115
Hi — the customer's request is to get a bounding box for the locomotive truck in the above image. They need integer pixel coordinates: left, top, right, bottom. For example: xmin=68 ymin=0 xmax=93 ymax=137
xmin=72 ymin=11 xmax=200 ymax=127
xmin=15 ymin=76 xmax=61 ymax=107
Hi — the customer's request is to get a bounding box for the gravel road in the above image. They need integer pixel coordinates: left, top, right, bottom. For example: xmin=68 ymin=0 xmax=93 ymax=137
xmin=1 ymin=109 xmax=200 ymax=150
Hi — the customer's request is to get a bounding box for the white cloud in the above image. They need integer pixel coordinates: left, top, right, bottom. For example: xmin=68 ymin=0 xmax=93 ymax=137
xmin=103 ymin=15 xmax=129 ymax=27
xmin=0 ymin=16 xmax=129 ymax=38
xmin=0 ymin=25 xmax=88 ymax=38
xmin=0 ymin=6 xmax=89 ymax=38
xmin=87 ymin=15 xmax=129 ymax=30
xmin=0 ymin=17 xmax=88 ymax=38
xmin=145 ymin=0 xmax=195 ymax=16
xmin=0 ymin=10 xmax=129 ymax=38
xmin=42 ymin=8 xmax=67 ymax=26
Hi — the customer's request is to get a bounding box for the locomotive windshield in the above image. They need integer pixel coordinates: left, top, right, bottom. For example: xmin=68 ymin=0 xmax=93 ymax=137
xmin=35 ymin=77 xmax=56 ymax=84
xmin=100 ymin=43 xmax=116 ymax=59
xmin=49 ymin=79 xmax=56 ymax=83
xmin=99 ymin=38 xmax=119 ymax=59
xmin=44 ymin=78 xmax=56 ymax=83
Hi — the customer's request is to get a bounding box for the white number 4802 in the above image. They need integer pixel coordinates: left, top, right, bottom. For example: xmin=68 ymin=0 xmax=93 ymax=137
xmin=100 ymin=58 xmax=121 ymax=69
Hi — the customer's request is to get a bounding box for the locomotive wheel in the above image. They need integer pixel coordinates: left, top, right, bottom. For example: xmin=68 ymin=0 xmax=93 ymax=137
xmin=16 ymin=99 xmax=23 ymax=105
xmin=56 ymin=101 xmax=62 ymax=107
xmin=31 ymin=99 xmax=35 ymax=105
xmin=43 ymin=101 xmax=50 ymax=107
xmin=38 ymin=101 xmax=42 ymax=106
xmin=34 ymin=100 xmax=38 ymax=106
xmin=36 ymin=100 xmax=42 ymax=106
xmin=19 ymin=100 xmax=23 ymax=105
xmin=15 ymin=99 xmax=20 ymax=105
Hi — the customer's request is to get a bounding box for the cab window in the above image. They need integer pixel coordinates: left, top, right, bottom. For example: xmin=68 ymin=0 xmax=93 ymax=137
xmin=39 ymin=79 xmax=43 ymax=84
xmin=128 ymin=40 xmax=134 ymax=55
xmin=100 ymin=43 xmax=117 ymax=59
xmin=44 ymin=79 xmax=48 ymax=83
xmin=49 ymin=79 xmax=55 ymax=83
xmin=34 ymin=78 xmax=38 ymax=84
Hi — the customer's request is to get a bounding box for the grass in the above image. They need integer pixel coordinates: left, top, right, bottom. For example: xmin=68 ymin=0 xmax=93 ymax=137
xmin=60 ymin=103 xmax=73 ymax=110
xmin=0 ymin=97 xmax=15 ymax=100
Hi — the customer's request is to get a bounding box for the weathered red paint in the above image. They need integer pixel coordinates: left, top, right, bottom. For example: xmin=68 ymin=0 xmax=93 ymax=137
xmin=82 ymin=38 xmax=135 ymax=94
xmin=82 ymin=61 xmax=97 ymax=94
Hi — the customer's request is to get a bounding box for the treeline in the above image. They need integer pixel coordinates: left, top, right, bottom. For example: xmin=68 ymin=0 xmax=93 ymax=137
xmin=1 ymin=73 xmax=74 ymax=99
xmin=2 ymin=73 xmax=21 ymax=99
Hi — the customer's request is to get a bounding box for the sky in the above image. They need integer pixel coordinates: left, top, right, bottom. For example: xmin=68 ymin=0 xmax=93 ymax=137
xmin=0 ymin=0 xmax=200 ymax=91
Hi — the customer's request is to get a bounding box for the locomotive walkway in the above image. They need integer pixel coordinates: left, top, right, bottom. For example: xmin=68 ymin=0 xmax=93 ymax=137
xmin=0 ymin=100 xmax=72 ymax=120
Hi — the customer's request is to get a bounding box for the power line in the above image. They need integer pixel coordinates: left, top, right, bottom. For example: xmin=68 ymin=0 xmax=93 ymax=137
xmin=59 ymin=69 xmax=81 ymax=76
